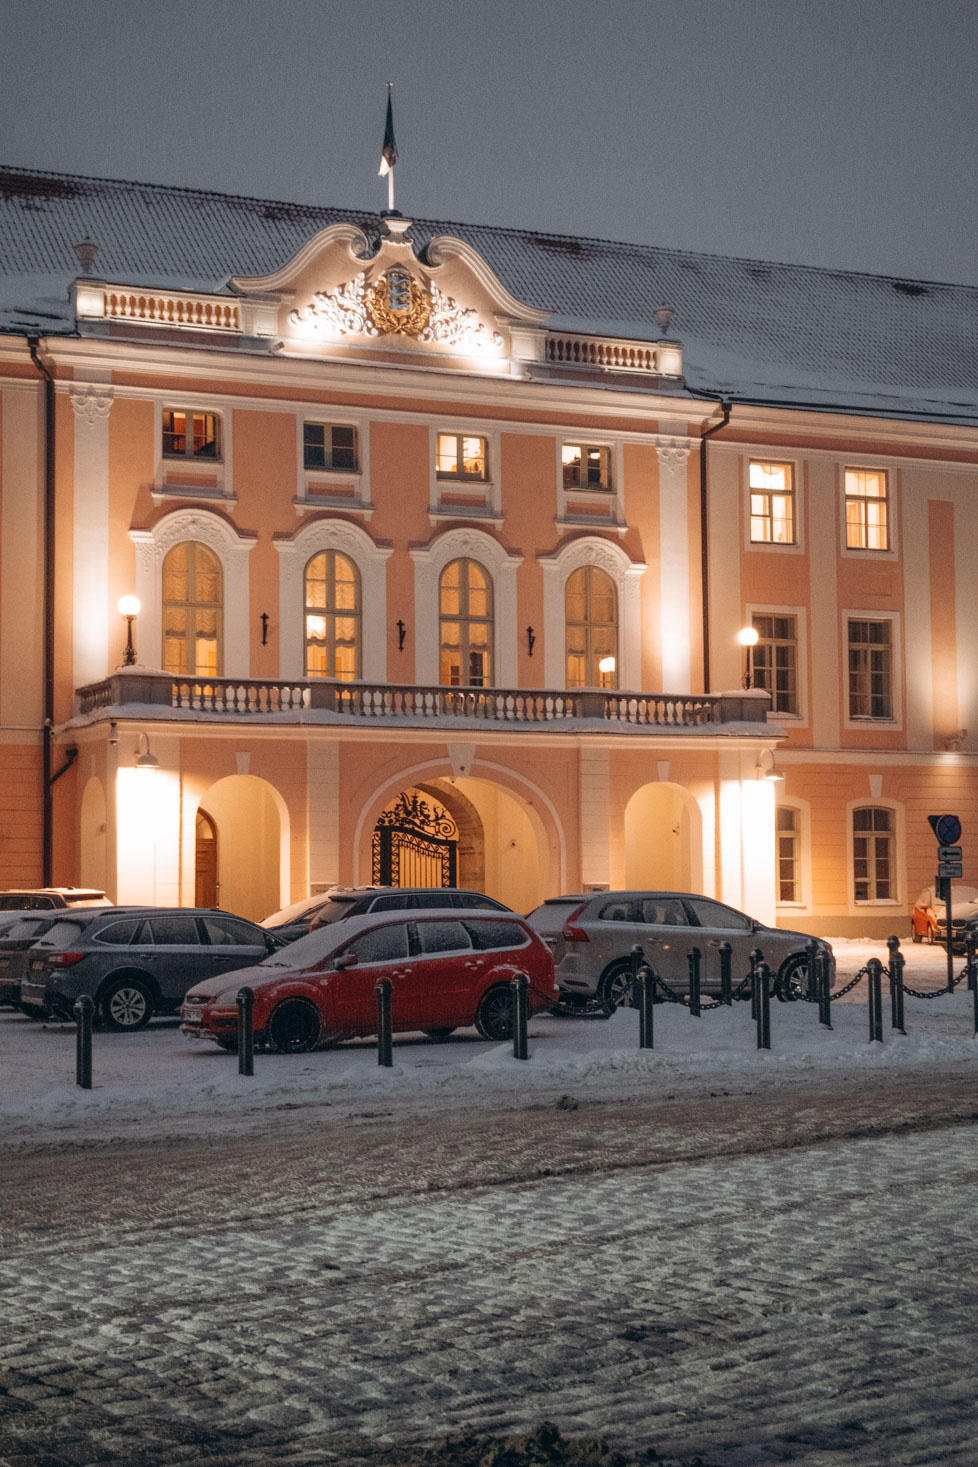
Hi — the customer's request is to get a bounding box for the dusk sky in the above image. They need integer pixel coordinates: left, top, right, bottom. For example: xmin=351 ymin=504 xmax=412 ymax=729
xmin=2 ymin=0 xmax=976 ymax=287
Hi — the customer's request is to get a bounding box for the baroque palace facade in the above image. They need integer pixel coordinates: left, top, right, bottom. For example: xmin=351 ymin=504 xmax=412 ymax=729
xmin=1 ymin=165 xmax=976 ymax=935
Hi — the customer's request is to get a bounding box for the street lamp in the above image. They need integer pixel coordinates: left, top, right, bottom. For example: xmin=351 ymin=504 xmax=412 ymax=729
xmin=737 ymin=626 xmax=759 ymax=689
xmin=118 ymin=595 xmax=141 ymax=666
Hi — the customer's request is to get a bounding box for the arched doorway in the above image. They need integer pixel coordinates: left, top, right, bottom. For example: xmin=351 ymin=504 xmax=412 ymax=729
xmin=194 ymin=809 xmax=218 ymax=907
xmin=195 ymin=775 xmax=287 ymax=920
xmin=624 ymin=782 xmax=702 ymax=891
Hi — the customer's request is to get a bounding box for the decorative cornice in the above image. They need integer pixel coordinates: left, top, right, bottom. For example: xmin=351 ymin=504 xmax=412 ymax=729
xmin=68 ymin=383 xmax=114 ymax=427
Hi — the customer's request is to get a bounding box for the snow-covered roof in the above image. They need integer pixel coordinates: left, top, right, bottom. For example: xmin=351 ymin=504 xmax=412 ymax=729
xmin=2 ymin=164 xmax=977 ymax=425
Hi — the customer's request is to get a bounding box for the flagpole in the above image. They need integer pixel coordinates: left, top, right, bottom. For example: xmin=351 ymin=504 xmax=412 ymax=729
xmin=379 ymin=82 xmax=398 ymax=215
xmin=388 ymin=164 xmax=394 ymax=214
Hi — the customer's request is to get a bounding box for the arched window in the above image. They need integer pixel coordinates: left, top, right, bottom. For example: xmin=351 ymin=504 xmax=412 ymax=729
xmin=565 ymin=565 xmax=618 ymax=688
xmin=304 ymin=550 xmax=361 ymax=680
xmin=439 ymin=558 xmax=493 ymax=687
xmin=162 ymin=541 xmax=223 ymax=676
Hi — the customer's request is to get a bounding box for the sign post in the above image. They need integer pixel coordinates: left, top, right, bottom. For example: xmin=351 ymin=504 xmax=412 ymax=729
xmin=928 ymin=815 xmax=962 ymax=992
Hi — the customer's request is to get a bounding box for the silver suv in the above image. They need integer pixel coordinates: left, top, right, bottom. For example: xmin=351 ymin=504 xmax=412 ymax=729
xmin=526 ymin=891 xmax=835 ymax=1011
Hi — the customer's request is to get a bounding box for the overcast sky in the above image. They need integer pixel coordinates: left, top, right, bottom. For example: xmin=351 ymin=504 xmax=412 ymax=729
xmin=2 ymin=0 xmax=976 ymax=286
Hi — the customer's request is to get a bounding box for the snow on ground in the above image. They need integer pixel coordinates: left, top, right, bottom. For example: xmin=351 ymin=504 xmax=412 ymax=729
xmin=2 ymin=939 xmax=975 ymax=1146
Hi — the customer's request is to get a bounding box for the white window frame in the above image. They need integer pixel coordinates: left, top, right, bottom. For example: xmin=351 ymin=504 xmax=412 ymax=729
xmin=774 ymin=798 xmax=811 ymax=910
xmin=152 ymin=399 xmax=232 ymax=504
xmin=540 ymin=536 xmax=645 ymax=691
xmin=841 ymin=464 xmax=895 ymax=558
xmin=848 ymin=799 xmax=904 ymax=909
xmin=411 ymin=528 xmax=521 ymax=686
xmin=276 ymin=519 xmax=391 ymax=682
xmin=747 ymin=458 xmax=801 ymax=551
xmin=295 ymin=412 xmax=371 ymax=517
xmin=843 ymin=610 xmax=901 ymax=728
xmin=555 ymin=436 xmax=625 ymax=533
xmin=746 ymin=603 xmax=808 ymax=726
xmin=428 ymin=425 xmax=501 ymax=523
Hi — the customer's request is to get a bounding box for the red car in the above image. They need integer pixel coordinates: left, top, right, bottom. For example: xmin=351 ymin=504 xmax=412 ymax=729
xmin=180 ymin=908 xmax=557 ymax=1053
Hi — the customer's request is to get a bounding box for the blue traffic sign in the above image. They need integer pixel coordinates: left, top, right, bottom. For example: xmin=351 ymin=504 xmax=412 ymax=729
xmin=929 ymin=814 xmax=962 ymax=845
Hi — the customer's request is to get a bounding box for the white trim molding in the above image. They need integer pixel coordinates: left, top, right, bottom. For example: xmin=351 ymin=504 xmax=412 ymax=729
xmin=656 ymin=435 xmax=693 ymax=693
xmin=539 ymin=536 xmax=646 ymax=691
xmin=275 ymin=518 xmax=392 ymax=681
xmin=129 ymin=509 xmax=256 ymax=678
xmin=410 ymin=528 xmax=522 ymax=686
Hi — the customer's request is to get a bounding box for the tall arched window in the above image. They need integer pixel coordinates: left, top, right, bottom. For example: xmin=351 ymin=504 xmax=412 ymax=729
xmin=439 ymin=558 xmax=493 ymax=687
xmin=304 ymin=550 xmax=361 ymax=680
xmin=162 ymin=541 xmax=223 ymax=676
xmin=565 ymin=565 xmax=618 ymax=688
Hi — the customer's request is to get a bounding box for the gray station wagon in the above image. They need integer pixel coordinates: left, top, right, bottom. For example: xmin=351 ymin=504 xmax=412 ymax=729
xmin=526 ymin=891 xmax=835 ymax=1011
xmin=20 ymin=907 xmax=283 ymax=1030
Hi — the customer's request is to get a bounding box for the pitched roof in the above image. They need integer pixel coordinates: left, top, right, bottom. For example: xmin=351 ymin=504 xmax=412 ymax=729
xmin=2 ymin=163 xmax=977 ymax=424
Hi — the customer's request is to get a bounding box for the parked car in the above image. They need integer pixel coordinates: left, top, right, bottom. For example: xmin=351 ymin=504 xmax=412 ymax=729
xmin=260 ymin=886 xmax=512 ymax=942
xmin=526 ymin=891 xmax=835 ymax=1010
xmin=0 ymin=914 xmax=71 ymax=1008
xmin=19 ymin=908 xmax=285 ymax=1030
xmin=181 ymin=908 xmax=556 ymax=1053
xmin=0 ymin=887 xmax=109 ymax=911
xmin=911 ymin=885 xmax=978 ymax=949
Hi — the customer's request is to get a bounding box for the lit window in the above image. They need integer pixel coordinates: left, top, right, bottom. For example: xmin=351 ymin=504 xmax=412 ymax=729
xmin=304 ymin=551 xmax=360 ymax=681
xmin=752 ymin=614 xmax=798 ymax=715
xmin=853 ymin=807 xmax=894 ymax=901
xmin=162 ymin=541 xmax=222 ymax=676
xmin=776 ymin=807 xmax=800 ymax=902
xmin=436 ymin=433 xmax=487 ymax=481
xmin=848 ymin=619 xmax=893 ymax=719
xmin=304 ymin=423 xmax=358 ymax=472
xmin=565 ymin=566 xmax=618 ymax=688
xmin=845 ymin=469 xmax=888 ymax=550
xmin=439 ymin=559 xmax=493 ymax=687
xmin=562 ymin=444 xmax=612 ymax=491
xmin=162 ymin=410 xmax=221 ymax=461
xmin=750 ymin=462 xmax=794 ymax=543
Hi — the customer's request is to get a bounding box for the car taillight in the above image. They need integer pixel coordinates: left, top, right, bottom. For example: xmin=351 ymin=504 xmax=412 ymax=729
xmin=562 ymin=905 xmax=589 ymax=942
xmin=45 ymin=951 xmax=86 ymax=967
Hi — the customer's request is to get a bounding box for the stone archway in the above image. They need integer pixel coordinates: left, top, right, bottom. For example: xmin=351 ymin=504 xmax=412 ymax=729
xmin=416 ymin=781 xmax=486 ymax=891
xmin=624 ymin=782 xmax=702 ymax=892
xmin=195 ymin=775 xmax=288 ymax=920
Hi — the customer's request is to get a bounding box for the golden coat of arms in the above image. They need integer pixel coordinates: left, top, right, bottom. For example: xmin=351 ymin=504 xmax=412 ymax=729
xmin=365 ymin=266 xmax=432 ymax=337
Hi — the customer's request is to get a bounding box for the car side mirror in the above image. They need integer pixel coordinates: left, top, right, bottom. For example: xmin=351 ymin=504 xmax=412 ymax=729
xmin=333 ymin=952 xmax=358 ymax=970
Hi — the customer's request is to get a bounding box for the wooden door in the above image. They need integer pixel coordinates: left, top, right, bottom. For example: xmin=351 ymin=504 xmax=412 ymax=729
xmin=195 ymin=809 xmax=218 ymax=908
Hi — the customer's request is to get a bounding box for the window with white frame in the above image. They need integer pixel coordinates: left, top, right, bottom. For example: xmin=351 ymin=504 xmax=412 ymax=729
xmin=304 ymin=550 xmax=360 ymax=680
xmin=852 ymin=807 xmax=894 ymax=901
xmin=565 ymin=565 xmax=618 ymax=687
xmin=436 ymin=433 xmax=488 ymax=482
xmin=848 ymin=619 xmax=893 ymax=719
xmin=749 ymin=461 xmax=795 ymax=544
xmin=562 ymin=443 xmax=612 ymax=491
xmin=162 ymin=409 xmax=221 ymax=461
xmin=776 ymin=806 xmax=801 ymax=903
xmin=845 ymin=468 xmax=888 ymax=550
xmin=162 ymin=540 xmax=223 ymax=676
xmin=439 ymin=558 xmax=493 ymax=687
xmin=303 ymin=422 xmax=359 ymax=473
xmin=752 ymin=613 xmax=799 ymax=715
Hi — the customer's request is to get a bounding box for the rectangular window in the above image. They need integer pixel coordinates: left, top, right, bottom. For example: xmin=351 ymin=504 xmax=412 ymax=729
xmin=304 ymin=422 xmax=358 ymax=472
xmin=845 ymin=468 xmax=888 ymax=550
xmin=562 ymin=443 xmax=612 ymax=490
xmin=776 ymin=806 xmax=800 ymax=902
xmin=750 ymin=461 xmax=795 ymax=543
xmin=436 ymin=433 xmax=488 ymax=481
xmin=752 ymin=613 xmax=798 ymax=715
xmin=853 ymin=807 xmax=893 ymax=901
xmin=848 ymin=619 xmax=893 ymax=719
xmin=162 ymin=410 xmax=221 ymax=460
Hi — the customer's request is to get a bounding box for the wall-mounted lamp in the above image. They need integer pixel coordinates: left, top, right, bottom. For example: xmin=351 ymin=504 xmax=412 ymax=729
xmin=756 ymin=748 xmax=784 ymax=783
xmin=118 ymin=595 xmax=141 ymax=666
xmin=260 ymin=612 xmax=269 ymax=646
xmin=396 ymin=620 xmax=407 ymax=652
xmin=136 ymin=731 xmax=159 ymax=773
xmin=526 ymin=626 xmax=535 ymax=657
xmin=737 ymin=625 xmax=759 ymax=689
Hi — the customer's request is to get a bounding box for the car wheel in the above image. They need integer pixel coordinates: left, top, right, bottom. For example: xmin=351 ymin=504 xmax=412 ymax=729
xmin=100 ymin=978 xmax=153 ymax=1031
xmin=777 ymin=953 xmax=811 ymax=1002
xmin=598 ymin=960 xmax=635 ymax=1014
xmin=268 ymin=1000 xmax=321 ymax=1055
xmin=18 ymin=1002 xmax=47 ymax=1021
xmin=475 ymin=985 xmax=514 ymax=1042
xmin=423 ymin=1027 xmax=456 ymax=1040
xmin=911 ymin=926 xmax=922 ymax=944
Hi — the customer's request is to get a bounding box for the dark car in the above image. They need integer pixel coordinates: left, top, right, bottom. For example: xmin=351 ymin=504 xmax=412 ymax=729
xmin=261 ymin=886 xmax=512 ymax=943
xmin=19 ymin=908 xmax=284 ymax=1031
xmin=0 ymin=887 xmax=109 ymax=911
xmin=0 ymin=914 xmax=71 ymax=1008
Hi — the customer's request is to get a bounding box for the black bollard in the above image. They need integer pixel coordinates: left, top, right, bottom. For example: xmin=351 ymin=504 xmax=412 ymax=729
xmin=866 ymin=958 xmax=883 ymax=1043
xmin=74 ymin=994 xmax=94 ymax=1090
xmin=750 ymin=947 xmax=763 ymax=1019
xmin=638 ymin=963 xmax=655 ymax=1049
xmin=236 ymin=987 xmax=254 ymax=1076
xmin=804 ymin=939 xmax=819 ymax=1002
xmin=511 ymin=973 xmax=529 ymax=1060
xmin=687 ymin=946 xmax=701 ymax=1017
xmin=756 ymin=960 xmax=771 ymax=1050
xmin=887 ymin=935 xmax=906 ymax=1035
xmin=629 ymin=943 xmax=644 ymax=1010
xmin=816 ymin=948 xmax=833 ymax=1030
xmin=718 ymin=940 xmax=732 ymax=1005
xmin=376 ymin=977 xmax=393 ymax=1067
xmin=966 ymin=929 xmax=978 ymax=994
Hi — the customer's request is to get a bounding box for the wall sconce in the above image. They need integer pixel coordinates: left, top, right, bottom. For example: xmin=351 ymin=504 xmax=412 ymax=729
xmin=526 ymin=626 xmax=536 ymax=657
xmin=396 ymin=620 xmax=407 ymax=652
xmin=136 ymin=731 xmax=159 ymax=773
xmin=118 ymin=595 xmax=141 ymax=666
xmin=260 ymin=612 xmax=269 ymax=646
xmin=756 ymin=748 xmax=784 ymax=783
xmin=737 ymin=625 xmax=759 ymax=689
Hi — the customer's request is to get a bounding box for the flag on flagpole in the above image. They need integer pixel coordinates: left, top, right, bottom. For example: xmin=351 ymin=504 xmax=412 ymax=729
xmin=378 ymin=87 xmax=398 ymax=177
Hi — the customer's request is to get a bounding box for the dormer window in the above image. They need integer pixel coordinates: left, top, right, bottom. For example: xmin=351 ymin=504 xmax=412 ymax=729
xmin=562 ymin=443 xmax=611 ymax=490
xmin=437 ymin=433 xmax=488 ymax=481
xmin=304 ymin=423 xmax=359 ymax=472
xmin=162 ymin=410 xmax=221 ymax=460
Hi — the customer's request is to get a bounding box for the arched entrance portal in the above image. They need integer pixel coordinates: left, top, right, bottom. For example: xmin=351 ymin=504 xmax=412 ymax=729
xmin=624 ymin=782 xmax=702 ymax=891
xmin=195 ymin=775 xmax=287 ymax=921
xmin=194 ymin=809 xmax=218 ymax=907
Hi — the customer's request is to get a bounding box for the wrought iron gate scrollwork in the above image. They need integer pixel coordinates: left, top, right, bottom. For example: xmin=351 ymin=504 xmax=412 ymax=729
xmin=372 ymin=792 xmax=458 ymax=887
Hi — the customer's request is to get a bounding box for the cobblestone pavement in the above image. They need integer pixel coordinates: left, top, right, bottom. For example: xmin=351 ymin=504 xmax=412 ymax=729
xmin=2 ymin=1072 xmax=978 ymax=1466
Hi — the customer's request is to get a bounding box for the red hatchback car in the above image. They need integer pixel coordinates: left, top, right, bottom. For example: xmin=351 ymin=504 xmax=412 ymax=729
xmin=180 ymin=909 xmax=557 ymax=1053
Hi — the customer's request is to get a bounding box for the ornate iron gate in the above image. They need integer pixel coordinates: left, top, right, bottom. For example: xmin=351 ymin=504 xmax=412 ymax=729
xmin=372 ymin=791 xmax=458 ymax=888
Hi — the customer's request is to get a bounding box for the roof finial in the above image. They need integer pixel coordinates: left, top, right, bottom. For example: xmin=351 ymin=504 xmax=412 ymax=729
xmin=73 ymin=239 xmax=98 ymax=275
xmin=378 ymin=82 xmax=398 ymax=216
xmin=654 ymin=306 xmax=674 ymax=337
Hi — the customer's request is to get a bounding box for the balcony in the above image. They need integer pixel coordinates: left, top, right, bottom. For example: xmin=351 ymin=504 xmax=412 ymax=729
xmin=76 ymin=674 xmax=770 ymax=732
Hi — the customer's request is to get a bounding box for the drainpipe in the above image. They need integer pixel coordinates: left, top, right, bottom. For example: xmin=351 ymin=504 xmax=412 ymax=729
xmin=28 ymin=337 xmax=56 ymax=885
xmin=698 ymin=400 xmax=731 ymax=693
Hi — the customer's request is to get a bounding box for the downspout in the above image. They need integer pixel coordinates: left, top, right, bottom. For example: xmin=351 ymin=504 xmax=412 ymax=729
xmin=28 ymin=337 xmax=56 ymax=885
xmin=698 ymin=400 xmax=731 ymax=693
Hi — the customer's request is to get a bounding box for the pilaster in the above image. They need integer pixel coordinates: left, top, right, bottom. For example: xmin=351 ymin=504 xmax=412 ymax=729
xmin=656 ymin=435 xmax=693 ymax=692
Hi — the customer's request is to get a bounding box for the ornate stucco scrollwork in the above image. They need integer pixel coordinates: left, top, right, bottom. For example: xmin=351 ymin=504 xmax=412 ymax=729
xmin=421 ymin=285 xmax=504 ymax=351
xmin=289 ymin=273 xmax=377 ymax=337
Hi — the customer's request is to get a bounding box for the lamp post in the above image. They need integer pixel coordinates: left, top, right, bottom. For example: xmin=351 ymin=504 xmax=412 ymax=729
xmin=737 ymin=626 xmax=759 ymax=689
xmin=598 ymin=655 xmax=616 ymax=688
xmin=118 ymin=595 xmax=140 ymax=666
